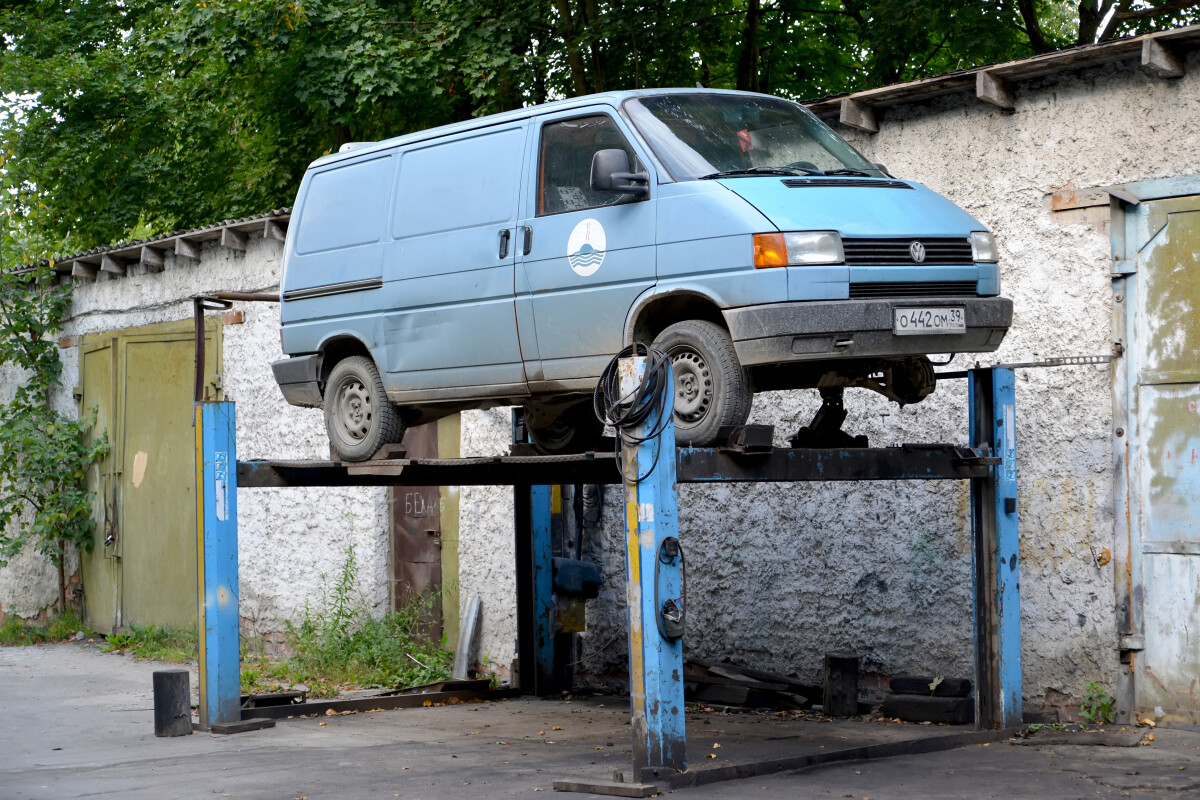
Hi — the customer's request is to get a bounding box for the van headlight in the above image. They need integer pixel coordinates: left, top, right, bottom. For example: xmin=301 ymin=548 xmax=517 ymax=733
xmin=970 ymin=231 xmax=998 ymax=263
xmin=753 ymin=231 xmax=844 ymax=268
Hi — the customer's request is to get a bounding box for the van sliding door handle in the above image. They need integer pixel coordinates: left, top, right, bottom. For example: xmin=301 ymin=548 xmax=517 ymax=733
xmin=523 ymin=226 xmax=533 ymax=256
xmin=498 ymin=228 xmax=511 ymax=260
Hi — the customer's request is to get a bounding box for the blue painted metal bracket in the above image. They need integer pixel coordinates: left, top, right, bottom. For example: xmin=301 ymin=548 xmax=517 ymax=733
xmin=194 ymin=402 xmax=241 ymax=728
xmin=619 ymin=357 xmax=686 ymax=775
xmin=969 ymin=368 xmax=1022 ymax=729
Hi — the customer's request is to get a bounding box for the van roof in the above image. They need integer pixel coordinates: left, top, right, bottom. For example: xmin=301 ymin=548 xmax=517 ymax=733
xmin=309 ymin=87 xmax=780 ymax=168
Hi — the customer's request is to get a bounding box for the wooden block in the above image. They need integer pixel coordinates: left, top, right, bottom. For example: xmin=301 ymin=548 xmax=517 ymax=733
xmin=839 ymin=97 xmax=878 ymax=133
xmin=100 ymin=253 xmax=126 ymax=275
xmin=140 ymin=245 xmax=166 ymax=271
xmin=551 ymin=779 xmax=657 ymax=797
xmin=823 ymin=653 xmax=859 ymax=717
xmin=976 ymin=71 xmax=1014 ymax=110
xmin=175 ymin=237 xmax=201 ymax=260
xmin=1142 ymin=38 xmax=1184 ymax=79
xmin=71 ymin=261 xmax=98 ymax=280
xmin=264 ymin=219 xmax=287 ymax=241
xmin=889 ymin=675 xmax=972 ymax=698
xmin=880 ymin=693 xmax=974 ymax=724
xmin=220 ymin=227 xmax=247 ymax=252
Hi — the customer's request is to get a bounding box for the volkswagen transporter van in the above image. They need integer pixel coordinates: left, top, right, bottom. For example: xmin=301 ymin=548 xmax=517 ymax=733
xmin=273 ymin=89 xmax=1012 ymax=461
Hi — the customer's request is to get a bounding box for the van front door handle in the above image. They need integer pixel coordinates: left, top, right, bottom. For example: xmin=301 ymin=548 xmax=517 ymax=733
xmin=499 ymin=228 xmax=511 ymax=260
xmin=523 ymin=226 xmax=533 ymax=256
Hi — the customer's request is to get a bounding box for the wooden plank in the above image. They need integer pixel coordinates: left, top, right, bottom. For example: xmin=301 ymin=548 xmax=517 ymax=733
xmin=880 ymin=694 xmax=974 ymax=724
xmin=71 ymin=261 xmax=98 ymax=280
xmin=889 ymin=675 xmax=973 ymax=698
xmin=139 ymin=245 xmax=166 ymax=271
xmin=976 ymin=71 xmax=1014 ymax=110
xmin=220 ymin=227 xmax=247 ymax=252
xmin=838 ymin=97 xmax=877 ymax=133
xmin=1049 ymin=186 xmax=1110 ymax=211
xmin=264 ymin=219 xmax=287 ymax=241
xmin=175 ymin=237 xmax=201 ymax=260
xmin=552 ymin=780 xmax=657 ymax=797
xmin=1142 ymin=37 xmax=1184 ymax=78
xmin=100 ymin=253 xmax=126 ymax=275
xmin=823 ymin=653 xmax=858 ymax=717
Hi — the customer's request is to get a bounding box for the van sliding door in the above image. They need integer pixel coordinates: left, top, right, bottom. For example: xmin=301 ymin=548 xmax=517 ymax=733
xmin=383 ymin=122 xmax=530 ymax=400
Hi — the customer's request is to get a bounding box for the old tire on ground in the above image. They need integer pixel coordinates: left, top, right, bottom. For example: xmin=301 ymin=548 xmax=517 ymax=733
xmin=526 ymin=400 xmax=605 ymax=455
xmin=652 ymin=319 xmax=752 ymax=447
xmin=323 ymin=355 xmax=406 ymax=462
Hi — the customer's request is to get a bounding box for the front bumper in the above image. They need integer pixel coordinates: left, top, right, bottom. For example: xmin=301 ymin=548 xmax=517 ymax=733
xmin=724 ymin=297 xmax=1013 ymax=366
xmin=272 ymin=354 xmax=323 ymax=407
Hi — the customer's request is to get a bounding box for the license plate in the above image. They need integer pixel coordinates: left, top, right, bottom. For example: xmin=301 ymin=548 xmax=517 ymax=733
xmin=893 ymin=306 xmax=966 ymax=335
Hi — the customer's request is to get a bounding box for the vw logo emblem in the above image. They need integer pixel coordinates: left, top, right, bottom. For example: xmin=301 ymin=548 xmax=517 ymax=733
xmin=909 ymin=241 xmax=926 ymax=263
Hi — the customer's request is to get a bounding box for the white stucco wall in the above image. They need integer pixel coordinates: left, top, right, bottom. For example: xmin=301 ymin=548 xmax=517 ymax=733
xmin=457 ymin=54 xmax=1200 ymax=712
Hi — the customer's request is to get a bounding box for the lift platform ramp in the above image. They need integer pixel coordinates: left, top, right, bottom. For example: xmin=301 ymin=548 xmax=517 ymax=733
xmin=195 ymin=365 xmax=1020 ymax=780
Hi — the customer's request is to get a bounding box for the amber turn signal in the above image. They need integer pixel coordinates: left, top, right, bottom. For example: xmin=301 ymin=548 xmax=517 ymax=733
xmin=753 ymin=233 xmax=788 ymax=268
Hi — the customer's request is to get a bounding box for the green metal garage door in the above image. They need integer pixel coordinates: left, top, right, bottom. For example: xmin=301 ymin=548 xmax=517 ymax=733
xmin=79 ymin=318 xmax=221 ymax=634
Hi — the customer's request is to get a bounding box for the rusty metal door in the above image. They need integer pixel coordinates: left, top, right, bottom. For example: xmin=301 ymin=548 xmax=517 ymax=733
xmin=1113 ymin=186 xmax=1200 ymax=726
xmin=391 ymin=422 xmax=443 ymax=639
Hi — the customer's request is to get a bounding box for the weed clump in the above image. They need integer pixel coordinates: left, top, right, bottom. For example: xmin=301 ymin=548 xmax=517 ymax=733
xmin=0 ymin=608 xmax=87 ymax=645
xmin=243 ymin=544 xmax=452 ymax=697
xmin=101 ymin=624 xmax=197 ymax=662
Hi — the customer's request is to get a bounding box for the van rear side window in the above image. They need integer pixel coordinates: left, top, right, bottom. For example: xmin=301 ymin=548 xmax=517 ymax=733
xmin=295 ymin=155 xmax=394 ymax=254
xmin=393 ymin=127 xmax=525 ymax=238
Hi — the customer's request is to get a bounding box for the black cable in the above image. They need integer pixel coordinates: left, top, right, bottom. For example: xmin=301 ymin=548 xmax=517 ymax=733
xmin=593 ymin=344 xmax=673 ymax=484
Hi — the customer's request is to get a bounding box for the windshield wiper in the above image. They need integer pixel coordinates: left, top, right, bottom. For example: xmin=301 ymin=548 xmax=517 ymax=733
xmin=700 ymin=166 xmax=819 ymax=179
xmin=822 ymin=168 xmax=875 ymax=177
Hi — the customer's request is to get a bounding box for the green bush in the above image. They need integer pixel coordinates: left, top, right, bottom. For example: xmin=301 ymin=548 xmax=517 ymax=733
xmin=0 ymin=608 xmax=87 ymax=645
xmin=101 ymin=623 xmax=197 ymax=662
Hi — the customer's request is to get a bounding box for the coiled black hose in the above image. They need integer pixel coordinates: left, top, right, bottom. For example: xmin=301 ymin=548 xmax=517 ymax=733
xmin=593 ymin=343 xmax=673 ymax=483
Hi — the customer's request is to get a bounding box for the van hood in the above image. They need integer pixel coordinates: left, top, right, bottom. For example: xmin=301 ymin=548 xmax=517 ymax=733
xmin=716 ymin=177 xmax=985 ymax=237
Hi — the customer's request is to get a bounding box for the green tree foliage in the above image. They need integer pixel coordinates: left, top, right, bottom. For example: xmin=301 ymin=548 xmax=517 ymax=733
xmin=1 ymin=1 xmax=1197 ymax=253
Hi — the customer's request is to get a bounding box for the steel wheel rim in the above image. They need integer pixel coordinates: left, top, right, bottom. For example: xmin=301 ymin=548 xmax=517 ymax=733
xmin=669 ymin=348 xmax=712 ymax=426
xmin=334 ymin=378 xmax=372 ymax=442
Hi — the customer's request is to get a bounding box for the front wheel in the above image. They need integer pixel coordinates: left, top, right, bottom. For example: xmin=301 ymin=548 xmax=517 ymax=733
xmin=323 ymin=355 xmax=406 ymax=462
xmin=651 ymin=320 xmax=752 ymax=446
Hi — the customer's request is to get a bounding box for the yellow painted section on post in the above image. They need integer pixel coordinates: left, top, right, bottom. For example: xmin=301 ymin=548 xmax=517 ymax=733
xmin=193 ymin=404 xmax=208 ymax=715
xmin=625 ymin=497 xmax=645 ymax=705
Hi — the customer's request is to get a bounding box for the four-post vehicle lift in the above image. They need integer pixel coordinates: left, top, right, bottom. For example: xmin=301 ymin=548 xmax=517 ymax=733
xmin=194 ymin=346 xmax=1022 ymax=789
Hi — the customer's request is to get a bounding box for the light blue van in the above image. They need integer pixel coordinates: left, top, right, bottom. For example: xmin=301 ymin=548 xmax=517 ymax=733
xmin=273 ymin=89 xmax=1011 ymax=461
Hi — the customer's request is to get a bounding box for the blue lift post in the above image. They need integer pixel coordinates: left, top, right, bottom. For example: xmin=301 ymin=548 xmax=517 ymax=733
xmin=970 ymin=367 xmax=1022 ymax=728
xmin=618 ymin=356 xmax=686 ymax=775
xmin=530 ymin=484 xmax=556 ymax=695
xmin=194 ymin=401 xmax=242 ymax=729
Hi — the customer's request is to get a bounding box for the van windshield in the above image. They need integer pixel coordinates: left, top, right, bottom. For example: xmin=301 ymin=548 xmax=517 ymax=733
xmin=624 ymin=93 xmax=883 ymax=181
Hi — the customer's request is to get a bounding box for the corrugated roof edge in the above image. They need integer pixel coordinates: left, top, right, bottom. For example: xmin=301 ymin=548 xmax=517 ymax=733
xmin=802 ymin=24 xmax=1200 ymax=130
xmin=17 ymin=207 xmax=292 ymax=279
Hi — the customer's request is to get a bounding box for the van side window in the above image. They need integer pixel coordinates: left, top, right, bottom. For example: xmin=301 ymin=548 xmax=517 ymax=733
xmin=538 ymin=115 xmax=642 ymax=216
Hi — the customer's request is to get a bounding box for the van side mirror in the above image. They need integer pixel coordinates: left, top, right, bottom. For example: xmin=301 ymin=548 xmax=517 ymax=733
xmin=591 ymin=149 xmax=649 ymax=198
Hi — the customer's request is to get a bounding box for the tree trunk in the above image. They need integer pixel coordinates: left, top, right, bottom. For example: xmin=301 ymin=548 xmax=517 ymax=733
xmin=554 ymin=0 xmax=589 ymax=96
xmin=584 ymin=0 xmax=604 ymax=93
xmin=57 ymin=538 xmax=66 ymax=615
xmin=1017 ymin=0 xmax=1051 ymax=53
xmin=737 ymin=0 xmax=762 ymax=92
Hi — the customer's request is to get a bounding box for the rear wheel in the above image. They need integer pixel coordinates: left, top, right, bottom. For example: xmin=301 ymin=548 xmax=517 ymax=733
xmin=323 ymin=355 xmax=406 ymax=462
xmin=652 ymin=319 xmax=752 ymax=446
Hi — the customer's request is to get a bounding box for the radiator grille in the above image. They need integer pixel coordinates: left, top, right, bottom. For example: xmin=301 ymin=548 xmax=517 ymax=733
xmin=842 ymin=237 xmax=974 ymax=266
xmin=850 ymin=281 xmax=978 ymax=299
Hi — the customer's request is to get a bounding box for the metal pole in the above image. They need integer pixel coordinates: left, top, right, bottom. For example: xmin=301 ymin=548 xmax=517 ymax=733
xmin=531 ymin=484 xmax=555 ymax=695
xmin=194 ymin=401 xmax=241 ymax=728
xmin=969 ymin=367 xmax=1022 ymax=729
xmin=619 ymin=356 xmax=686 ymax=777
